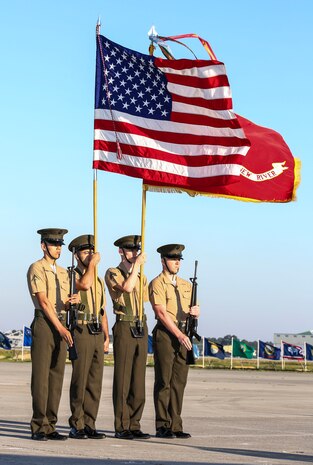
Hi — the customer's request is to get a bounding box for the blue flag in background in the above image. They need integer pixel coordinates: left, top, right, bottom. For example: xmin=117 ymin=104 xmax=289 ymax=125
xmin=305 ymin=343 xmax=313 ymax=361
xmin=0 ymin=331 xmax=11 ymax=350
xmin=283 ymin=341 xmax=304 ymax=359
xmin=23 ymin=326 xmax=32 ymax=347
xmin=204 ymin=339 xmax=225 ymax=359
xmin=259 ymin=341 xmax=281 ymax=360
xmin=148 ymin=335 xmax=153 ymax=354
xmin=193 ymin=343 xmax=199 ymax=359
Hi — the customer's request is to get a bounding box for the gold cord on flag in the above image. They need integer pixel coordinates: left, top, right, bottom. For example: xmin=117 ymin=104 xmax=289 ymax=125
xmin=148 ymin=42 xmax=155 ymax=56
xmin=293 ymin=158 xmax=302 ymax=201
xmin=148 ymin=31 xmax=217 ymax=60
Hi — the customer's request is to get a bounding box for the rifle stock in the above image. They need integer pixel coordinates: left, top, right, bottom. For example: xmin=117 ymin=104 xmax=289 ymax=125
xmin=185 ymin=260 xmax=201 ymax=365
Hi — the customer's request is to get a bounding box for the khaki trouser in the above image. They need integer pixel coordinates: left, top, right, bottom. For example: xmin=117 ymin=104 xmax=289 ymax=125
xmin=69 ymin=325 xmax=104 ymax=430
xmin=30 ymin=316 xmax=67 ymax=434
xmin=153 ymin=324 xmax=189 ymax=432
xmin=112 ymin=321 xmax=148 ymax=432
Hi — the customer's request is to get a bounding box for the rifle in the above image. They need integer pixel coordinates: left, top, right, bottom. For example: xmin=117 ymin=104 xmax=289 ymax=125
xmin=66 ymin=253 xmax=80 ymax=361
xmin=185 ymin=260 xmax=201 ymax=365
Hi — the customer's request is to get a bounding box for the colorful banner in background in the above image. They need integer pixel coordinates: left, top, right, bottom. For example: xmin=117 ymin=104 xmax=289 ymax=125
xmin=259 ymin=340 xmax=281 ymax=360
xmin=0 ymin=331 xmax=11 ymax=350
xmin=23 ymin=326 xmax=32 ymax=347
xmin=232 ymin=339 xmax=255 ymax=359
xmin=204 ymin=339 xmax=225 ymax=359
xmin=282 ymin=341 xmax=304 ymax=360
xmin=305 ymin=343 xmax=313 ymax=361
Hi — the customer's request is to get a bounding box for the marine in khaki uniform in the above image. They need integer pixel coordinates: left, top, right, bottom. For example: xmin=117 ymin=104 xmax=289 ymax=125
xmin=105 ymin=235 xmax=150 ymax=440
xmin=68 ymin=235 xmax=109 ymax=439
xmin=27 ymin=228 xmax=79 ymax=441
xmin=149 ymin=244 xmax=200 ymax=439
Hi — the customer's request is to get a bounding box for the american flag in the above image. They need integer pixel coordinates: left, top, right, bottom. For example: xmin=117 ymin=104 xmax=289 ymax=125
xmin=93 ymin=35 xmax=250 ymax=190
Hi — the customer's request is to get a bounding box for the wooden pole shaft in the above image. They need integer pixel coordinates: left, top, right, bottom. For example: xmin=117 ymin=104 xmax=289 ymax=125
xmin=93 ymin=170 xmax=99 ymax=317
xmin=139 ymin=182 xmax=147 ymax=321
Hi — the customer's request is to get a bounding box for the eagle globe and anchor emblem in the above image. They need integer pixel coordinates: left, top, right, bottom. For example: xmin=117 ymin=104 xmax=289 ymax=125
xmin=264 ymin=344 xmax=275 ymax=356
xmin=210 ymin=343 xmax=220 ymax=355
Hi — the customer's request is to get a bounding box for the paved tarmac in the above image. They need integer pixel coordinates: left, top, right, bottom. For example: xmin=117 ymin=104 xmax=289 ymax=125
xmin=0 ymin=363 xmax=312 ymax=465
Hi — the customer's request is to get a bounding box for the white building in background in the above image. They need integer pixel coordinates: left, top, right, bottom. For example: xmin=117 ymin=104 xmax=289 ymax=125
xmin=273 ymin=330 xmax=313 ymax=347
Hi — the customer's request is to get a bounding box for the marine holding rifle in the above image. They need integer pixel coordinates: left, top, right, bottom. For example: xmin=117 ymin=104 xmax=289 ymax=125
xmin=67 ymin=235 xmax=109 ymax=439
xmin=105 ymin=235 xmax=150 ymax=440
xmin=149 ymin=244 xmax=200 ymax=439
xmin=27 ymin=228 xmax=80 ymax=441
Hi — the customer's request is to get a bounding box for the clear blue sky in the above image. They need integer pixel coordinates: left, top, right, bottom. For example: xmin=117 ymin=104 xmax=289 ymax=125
xmin=0 ymin=0 xmax=312 ymax=341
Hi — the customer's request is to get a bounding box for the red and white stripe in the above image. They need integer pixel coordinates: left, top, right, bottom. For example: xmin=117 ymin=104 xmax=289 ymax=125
xmin=94 ymin=58 xmax=250 ymax=189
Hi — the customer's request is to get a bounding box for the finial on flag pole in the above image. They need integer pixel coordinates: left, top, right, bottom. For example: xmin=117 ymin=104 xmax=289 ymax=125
xmin=96 ymin=17 xmax=101 ymax=35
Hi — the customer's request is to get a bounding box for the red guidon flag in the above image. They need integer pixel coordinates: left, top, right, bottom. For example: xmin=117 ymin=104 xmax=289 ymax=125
xmin=147 ymin=115 xmax=301 ymax=202
xmin=93 ymin=34 xmax=250 ymax=189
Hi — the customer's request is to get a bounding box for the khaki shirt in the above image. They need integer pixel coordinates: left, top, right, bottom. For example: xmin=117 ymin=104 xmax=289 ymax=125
xmin=27 ymin=258 xmax=69 ymax=313
xmin=105 ymin=262 xmax=148 ymax=317
xmin=75 ymin=266 xmax=106 ymax=316
xmin=149 ymin=272 xmax=192 ymax=323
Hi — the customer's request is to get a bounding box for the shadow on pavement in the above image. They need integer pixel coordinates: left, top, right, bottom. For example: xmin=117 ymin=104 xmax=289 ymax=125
xmin=191 ymin=445 xmax=313 ymax=463
xmin=0 ymin=419 xmax=113 ymax=438
xmin=0 ymin=456 xmax=256 ymax=465
xmin=1 ymin=419 xmax=312 ymax=464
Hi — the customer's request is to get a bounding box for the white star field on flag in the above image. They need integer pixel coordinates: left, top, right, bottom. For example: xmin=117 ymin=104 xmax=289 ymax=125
xmin=98 ymin=38 xmax=172 ymax=120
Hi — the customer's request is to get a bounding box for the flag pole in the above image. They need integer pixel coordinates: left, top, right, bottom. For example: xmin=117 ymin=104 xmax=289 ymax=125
xmin=231 ymin=337 xmax=233 ymax=370
xmin=202 ymin=337 xmax=205 ymax=368
xmin=93 ymin=168 xmax=99 ymax=320
xmin=281 ymin=340 xmax=284 ymax=370
xmin=139 ymin=182 xmax=147 ymax=330
xmin=93 ymin=18 xmax=101 ymax=321
xmin=22 ymin=325 xmax=25 ymax=362
xmin=304 ymin=342 xmax=307 ymax=371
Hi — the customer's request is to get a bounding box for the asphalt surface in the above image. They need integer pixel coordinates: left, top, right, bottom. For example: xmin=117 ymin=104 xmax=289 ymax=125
xmin=0 ymin=363 xmax=312 ymax=465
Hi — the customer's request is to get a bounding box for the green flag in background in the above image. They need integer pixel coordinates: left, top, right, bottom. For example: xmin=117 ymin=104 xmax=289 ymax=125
xmin=232 ymin=339 xmax=254 ymax=359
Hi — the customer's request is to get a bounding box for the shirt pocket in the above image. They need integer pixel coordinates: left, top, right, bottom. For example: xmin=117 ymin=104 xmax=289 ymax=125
xmin=57 ymin=277 xmax=70 ymax=308
xmin=60 ymin=278 xmax=69 ymax=292
xmin=181 ymin=289 xmax=192 ymax=308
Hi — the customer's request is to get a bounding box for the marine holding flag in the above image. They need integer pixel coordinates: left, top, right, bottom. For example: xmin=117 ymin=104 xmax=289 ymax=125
xmin=67 ymin=235 xmax=109 ymax=440
xmin=105 ymin=235 xmax=150 ymax=440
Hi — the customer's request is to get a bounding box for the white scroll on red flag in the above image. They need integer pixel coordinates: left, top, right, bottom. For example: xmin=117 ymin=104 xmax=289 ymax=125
xmin=147 ymin=114 xmax=301 ymax=202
